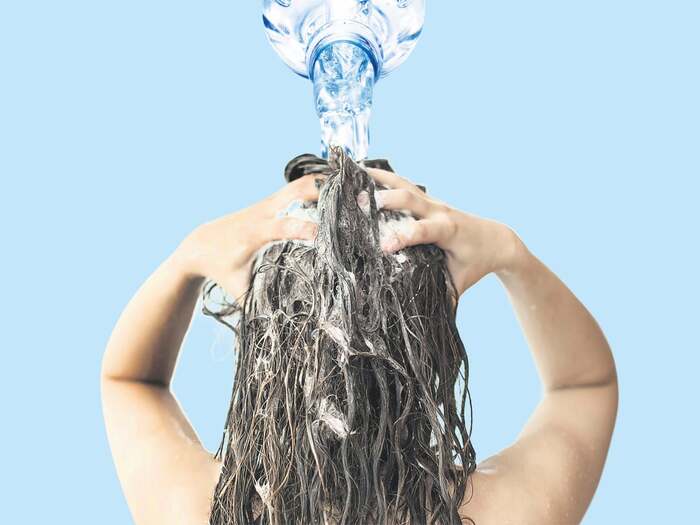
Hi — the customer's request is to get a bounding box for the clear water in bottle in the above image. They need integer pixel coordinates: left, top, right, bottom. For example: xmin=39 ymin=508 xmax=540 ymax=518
xmin=262 ymin=0 xmax=425 ymax=160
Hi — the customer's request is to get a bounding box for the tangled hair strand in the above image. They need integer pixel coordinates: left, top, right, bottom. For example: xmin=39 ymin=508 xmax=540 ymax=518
xmin=204 ymin=147 xmax=477 ymax=524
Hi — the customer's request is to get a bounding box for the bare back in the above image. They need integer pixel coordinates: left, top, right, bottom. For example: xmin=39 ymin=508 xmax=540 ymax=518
xmin=128 ymin=381 xmax=610 ymax=524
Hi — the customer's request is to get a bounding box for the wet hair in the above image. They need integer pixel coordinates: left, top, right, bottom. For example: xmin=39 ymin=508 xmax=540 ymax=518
xmin=203 ymin=147 xmax=476 ymax=525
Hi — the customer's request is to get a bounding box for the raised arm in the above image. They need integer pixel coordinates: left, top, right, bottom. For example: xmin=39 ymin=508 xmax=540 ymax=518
xmin=100 ymin=257 xmax=219 ymax=525
xmin=362 ymin=166 xmax=618 ymax=524
xmin=101 ymin=255 xmax=204 ymax=387
xmin=100 ymin=174 xmax=325 ymax=525
xmin=477 ymin=241 xmax=618 ymax=523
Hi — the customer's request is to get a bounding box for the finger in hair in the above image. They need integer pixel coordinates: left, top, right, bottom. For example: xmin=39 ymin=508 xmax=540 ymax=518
xmin=364 ymin=166 xmax=418 ymax=191
xmin=280 ymin=173 xmax=328 ymax=204
xmin=274 ymin=217 xmax=318 ymax=242
xmin=372 ymin=188 xmax=432 ymax=218
xmin=380 ymin=218 xmax=448 ymax=253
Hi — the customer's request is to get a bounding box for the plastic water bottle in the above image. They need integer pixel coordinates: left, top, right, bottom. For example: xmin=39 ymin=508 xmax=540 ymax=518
xmin=262 ymin=0 xmax=425 ymax=160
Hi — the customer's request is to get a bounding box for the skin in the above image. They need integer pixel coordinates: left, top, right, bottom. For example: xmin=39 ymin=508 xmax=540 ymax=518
xmin=101 ymin=169 xmax=618 ymax=525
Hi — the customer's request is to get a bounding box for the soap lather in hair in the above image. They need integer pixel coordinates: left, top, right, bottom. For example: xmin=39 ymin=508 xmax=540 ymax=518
xmin=204 ymin=147 xmax=475 ymax=524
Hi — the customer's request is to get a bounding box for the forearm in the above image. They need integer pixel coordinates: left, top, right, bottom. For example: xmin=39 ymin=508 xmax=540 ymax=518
xmin=495 ymin=237 xmax=617 ymax=392
xmin=101 ymin=248 xmax=204 ymax=387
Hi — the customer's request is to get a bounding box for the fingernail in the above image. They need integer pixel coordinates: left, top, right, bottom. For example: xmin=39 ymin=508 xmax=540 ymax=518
xmin=356 ymin=191 xmax=369 ymax=210
xmin=374 ymin=190 xmax=384 ymax=209
xmin=381 ymin=234 xmax=400 ymax=253
xmin=393 ymin=221 xmax=413 ymax=240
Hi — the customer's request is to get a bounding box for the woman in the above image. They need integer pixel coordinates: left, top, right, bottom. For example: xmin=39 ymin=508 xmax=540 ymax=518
xmin=101 ymin=153 xmax=618 ymax=525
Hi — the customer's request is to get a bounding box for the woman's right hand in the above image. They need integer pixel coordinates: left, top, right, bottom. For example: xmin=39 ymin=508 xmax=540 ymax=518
xmin=173 ymin=174 xmax=326 ymax=301
xmin=359 ymin=167 xmax=524 ymax=297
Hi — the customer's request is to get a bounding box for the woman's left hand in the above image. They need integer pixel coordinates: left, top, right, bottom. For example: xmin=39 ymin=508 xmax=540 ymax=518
xmin=358 ymin=167 xmax=523 ymax=296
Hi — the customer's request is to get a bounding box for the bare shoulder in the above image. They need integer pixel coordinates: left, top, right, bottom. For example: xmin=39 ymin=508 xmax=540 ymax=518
xmin=459 ymin=381 xmax=618 ymax=525
xmin=459 ymin=457 xmax=571 ymax=525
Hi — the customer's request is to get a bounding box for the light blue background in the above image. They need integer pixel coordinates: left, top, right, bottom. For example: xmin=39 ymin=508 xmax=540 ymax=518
xmin=1 ymin=1 xmax=698 ymax=523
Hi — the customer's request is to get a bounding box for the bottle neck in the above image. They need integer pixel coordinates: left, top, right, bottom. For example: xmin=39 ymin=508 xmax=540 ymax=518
xmin=308 ymin=23 xmax=381 ymax=161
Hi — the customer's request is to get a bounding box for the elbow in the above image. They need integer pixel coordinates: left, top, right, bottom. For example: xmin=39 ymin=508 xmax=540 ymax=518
xmin=100 ymin=355 xmax=126 ymax=388
xmin=546 ymin=345 xmax=619 ymax=394
xmin=100 ymin=346 xmax=114 ymax=383
xmin=595 ymin=355 xmax=619 ymax=392
xmin=607 ymin=356 xmax=620 ymax=413
xmin=600 ymin=346 xmax=619 ymax=401
xmin=99 ymin=347 xmax=170 ymax=389
xmin=100 ymin=344 xmax=125 ymax=384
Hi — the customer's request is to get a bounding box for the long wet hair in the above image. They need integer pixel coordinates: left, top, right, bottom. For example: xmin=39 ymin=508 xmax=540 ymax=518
xmin=203 ymin=147 xmax=476 ymax=525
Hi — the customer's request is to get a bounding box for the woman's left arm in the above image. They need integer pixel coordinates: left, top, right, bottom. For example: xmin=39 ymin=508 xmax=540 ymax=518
xmin=101 ymin=174 xmax=325 ymax=525
xmin=100 ymin=254 xmax=221 ymax=525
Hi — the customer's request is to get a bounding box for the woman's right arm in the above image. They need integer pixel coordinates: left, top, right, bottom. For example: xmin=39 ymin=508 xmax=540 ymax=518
xmin=476 ymin=239 xmax=619 ymax=524
xmin=362 ymin=166 xmax=618 ymax=524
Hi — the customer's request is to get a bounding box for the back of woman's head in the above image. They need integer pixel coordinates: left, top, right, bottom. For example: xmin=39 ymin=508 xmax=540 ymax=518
xmin=204 ymin=147 xmax=476 ymax=525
